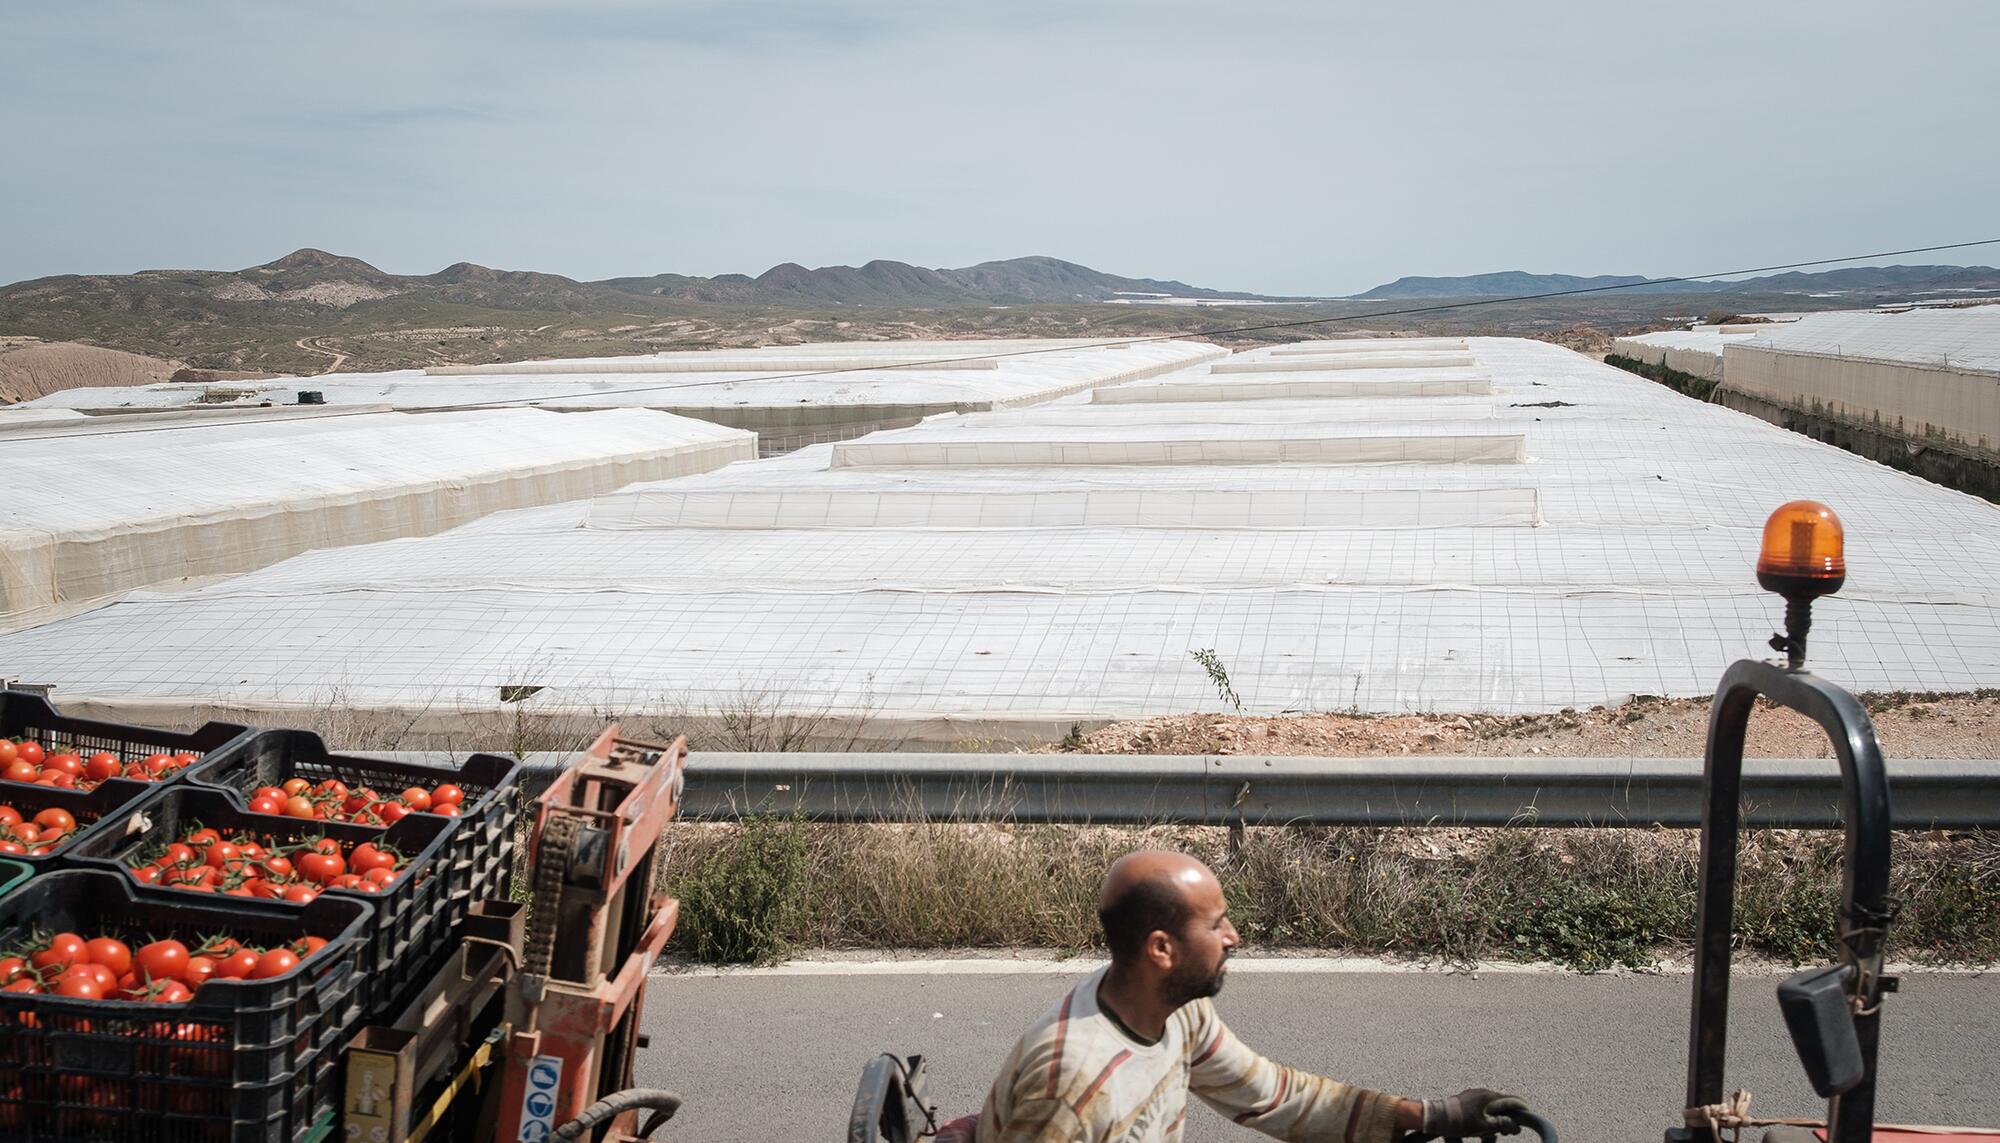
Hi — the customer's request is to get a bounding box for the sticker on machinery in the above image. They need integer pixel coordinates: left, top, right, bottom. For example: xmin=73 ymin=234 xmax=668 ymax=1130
xmin=518 ymin=1055 xmax=565 ymax=1141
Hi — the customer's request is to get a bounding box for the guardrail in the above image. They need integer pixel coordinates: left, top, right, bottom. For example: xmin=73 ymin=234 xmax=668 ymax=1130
xmin=375 ymin=752 xmax=2000 ymax=829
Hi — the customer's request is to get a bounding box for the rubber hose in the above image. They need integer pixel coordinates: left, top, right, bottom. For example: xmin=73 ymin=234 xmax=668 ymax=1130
xmin=552 ymin=1089 xmax=686 ymax=1141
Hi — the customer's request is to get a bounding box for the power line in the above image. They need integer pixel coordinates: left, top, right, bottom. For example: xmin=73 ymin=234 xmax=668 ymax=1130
xmin=8 ymin=236 xmax=1999 ymax=444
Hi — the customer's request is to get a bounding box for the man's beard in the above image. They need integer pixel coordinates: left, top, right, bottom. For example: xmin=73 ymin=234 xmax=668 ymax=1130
xmin=1164 ymin=951 xmax=1229 ymax=1007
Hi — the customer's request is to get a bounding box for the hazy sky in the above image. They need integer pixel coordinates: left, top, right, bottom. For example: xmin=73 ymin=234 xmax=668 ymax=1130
xmin=4 ymin=1 xmax=1996 ymax=296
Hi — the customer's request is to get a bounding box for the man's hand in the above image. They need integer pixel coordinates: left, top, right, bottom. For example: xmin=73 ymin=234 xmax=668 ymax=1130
xmin=1410 ymin=1088 xmax=1528 ymax=1141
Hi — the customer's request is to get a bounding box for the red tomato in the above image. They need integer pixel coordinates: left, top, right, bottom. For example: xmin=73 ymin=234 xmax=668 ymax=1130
xmin=152 ymin=979 xmax=193 ymax=1003
xmin=157 ymin=842 xmax=197 ymax=867
xmin=250 ymin=949 xmax=299 ymax=979
xmin=0 ymin=956 xmax=26 ymax=982
xmin=260 ymin=855 xmax=294 ymax=878
xmin=216 ymin=949 xmax=260 ymax=979
xmin=0 ymin=741 xmax=15 ymax=764
xmin=37 ymin=772 xmax=76 ymax=789
xmin=143 ymin=753 xmax=179 ymax=776
xmin=349 ymin=843 xmax=397 ymax=874
xmin=135 ymin=940 xmax=190 ymax=982
xmin=248 ymin=796 xmax=284 ymax=814
xmin=252 ymin=786 xmax=287 ymax=803
xmin=433 ymin=803 xmax=461 ymax=817
xmin=377 ymin=802 xmax=409 ymax=824
xmin=280 ymin=778 xmax=310 ymax=797
xmin=54 ymin=975 xmax=102 ymax=1000
xmin=83 ymin=938 xmax=132 ymax=977
xmin=399 ymin=787 xmax=432 ymax=812
xmin=430 ymin=783 xmax=465 ymax=808
xmin=184 ymin=956 xmax=219 ymax=987
xmin=330 ymin=874 xmax=363 ymax=890
xmin=280 ymin=884 xmax=319 ymax=904
xmin=297 ymin=853 xmax=345 ymax=884
xmin=202 ymin=842 xmax=241 ymax=869
xmin=63 ymin=963 xmax=117 ymax=991
xmin=84 ymin=753 xmax=121 ymax=782
xmin=130 ymin=864 xmax=160 ymax=885
xmin=0 ymin=806 xmax=17 ymax=826
xmin=32 ymin=808 xmax=75 ymax=833
xmin=12 ymin=824 xmax=40 ymax=843
xmin=186 ymin=828 xmax=221 ymax=846
xmin=297 ymin=936 xmax=328 ymax=956
xmin=42 ymin=754 xmax=82 ymax=777
xmin=15 ymin=742 xmax=44 ymax=766
xmin=0 ymin=842 xmax=22 ymax=855
xmin=32 ymin=933 xmax=85 ymax=972
xmin=2 ymin=978 xmax=41 ymax=994
xmin=315 ymin=779 xmax=349 ymax=801
xmin=1 ymin=760 xmax=36 ymax=783
xmin=283 ymin=796 xmax=318 ymax=819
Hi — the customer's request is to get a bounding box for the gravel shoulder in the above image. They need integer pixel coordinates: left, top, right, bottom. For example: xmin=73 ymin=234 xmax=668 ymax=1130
xmin=1059 ymin=691 xmax=2000 ymax=759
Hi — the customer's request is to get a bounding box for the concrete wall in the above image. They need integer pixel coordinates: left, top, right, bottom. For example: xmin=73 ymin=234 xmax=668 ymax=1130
xmin=1721 ymin=345 xmax=2000 ymax=459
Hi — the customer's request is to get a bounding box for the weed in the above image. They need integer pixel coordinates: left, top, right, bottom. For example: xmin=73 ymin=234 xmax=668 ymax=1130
xmin=658 ymin=823 xmax=1997 ymax=971
xmin=1189 ymin=648 xmax=1243 ymax=712
xmin=668 ymin=812 xmax=810 ymax=964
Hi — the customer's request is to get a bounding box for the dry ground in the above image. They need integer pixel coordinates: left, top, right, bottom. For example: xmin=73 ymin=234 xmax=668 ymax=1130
xmin=0 ymin=338 xmax=183 ymax=403
xmin=1060 ymin=691 xmax=2000 ymax=759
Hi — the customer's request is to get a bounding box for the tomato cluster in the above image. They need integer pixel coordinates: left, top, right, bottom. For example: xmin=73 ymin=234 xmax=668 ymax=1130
xmin=243 ymin=776 xmax=466 ymax=825
xmin=0 ymin=805 xmax=85 ymax=857
xmin=130 ymin=827 xmax=406 ymax=902
xmin=1 ymin=930 xmax=327 ymax=1002
xmin=0 ymin=737 xmax=195 ymax=792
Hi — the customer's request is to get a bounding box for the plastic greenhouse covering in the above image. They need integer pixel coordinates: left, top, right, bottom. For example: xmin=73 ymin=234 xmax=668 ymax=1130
xmin=0 ymin=407 xmax=753 ymax=629
xmin=3 ymin=338 xmax=1998 ymax=744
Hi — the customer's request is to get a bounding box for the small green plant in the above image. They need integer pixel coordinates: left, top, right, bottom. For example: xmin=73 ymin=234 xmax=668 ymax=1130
xmin=1189 ymin=647 xmax=1243 ymax=712
xmin=1059 ymin=722 xmax=1086 ymax=752
xmin=669 ymin=812 xmax=808 ymax=964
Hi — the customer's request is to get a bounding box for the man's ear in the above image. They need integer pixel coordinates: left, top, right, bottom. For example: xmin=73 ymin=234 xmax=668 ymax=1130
xmin=1144 ymin=928 xmax=1175 ymax=970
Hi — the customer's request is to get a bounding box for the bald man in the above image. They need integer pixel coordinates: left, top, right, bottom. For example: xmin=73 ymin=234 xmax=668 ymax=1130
xmin=955 ymin=851 xmax=1524 ymax=1143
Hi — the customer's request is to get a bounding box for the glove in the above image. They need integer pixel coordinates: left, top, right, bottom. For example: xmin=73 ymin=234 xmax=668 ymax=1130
xmin=1415 ymin=1088 xmax=1528 ymax=1141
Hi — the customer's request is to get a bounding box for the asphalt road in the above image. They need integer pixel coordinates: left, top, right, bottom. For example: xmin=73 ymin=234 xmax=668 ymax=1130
xmin=634 ymin=965 xmax=1999 ymax=1141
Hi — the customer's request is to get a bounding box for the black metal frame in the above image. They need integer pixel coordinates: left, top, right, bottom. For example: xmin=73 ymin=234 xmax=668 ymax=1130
xmin=1666 ymin=659 xmax=1895 ymax=1143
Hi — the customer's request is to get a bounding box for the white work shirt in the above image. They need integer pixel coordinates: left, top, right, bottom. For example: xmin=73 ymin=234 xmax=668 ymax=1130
xmin=975 ymin=966 xmax=1404 ymax=1142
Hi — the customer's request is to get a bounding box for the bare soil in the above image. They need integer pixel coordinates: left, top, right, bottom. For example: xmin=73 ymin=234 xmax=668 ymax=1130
xmin=0 ymin=340 xmax=183 ymax=403
xmin=1061 ymin=690 xmax=2000 ymax=759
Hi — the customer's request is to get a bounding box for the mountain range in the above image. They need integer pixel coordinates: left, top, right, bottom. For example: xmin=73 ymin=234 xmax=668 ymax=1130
xmin=0 ymin=250 xmax=1276 ymax=315
xmin=1355 ymin=265 xmax=2000 ymax=299
xmin=9 ymin=251 xmax=1996 ymax=317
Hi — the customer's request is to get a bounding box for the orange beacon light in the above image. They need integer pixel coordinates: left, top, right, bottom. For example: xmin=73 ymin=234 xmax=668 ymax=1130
xmin=1756 ymin=500 xmax=1845 ymax=669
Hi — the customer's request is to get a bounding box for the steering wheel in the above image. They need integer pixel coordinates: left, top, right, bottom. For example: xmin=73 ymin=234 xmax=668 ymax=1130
xmin=1398 ymin=1109 xmax=1557 ymax=1143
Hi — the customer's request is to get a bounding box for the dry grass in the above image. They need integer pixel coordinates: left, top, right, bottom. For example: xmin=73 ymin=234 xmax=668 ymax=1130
xmin=660 ymin=820 xmax=2000 ymax=971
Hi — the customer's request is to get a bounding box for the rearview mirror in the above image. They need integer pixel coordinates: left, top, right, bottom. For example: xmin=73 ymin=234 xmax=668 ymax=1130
xmin=1777 ymin=964 xmax=1863 ymax=1096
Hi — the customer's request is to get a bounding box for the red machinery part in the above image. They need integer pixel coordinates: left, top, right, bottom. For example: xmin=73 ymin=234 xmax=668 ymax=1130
xmin=496 ymin=728 xmax=686 ymax=1142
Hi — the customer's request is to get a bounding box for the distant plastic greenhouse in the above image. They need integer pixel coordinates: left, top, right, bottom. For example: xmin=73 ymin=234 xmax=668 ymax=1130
xmin=5 ymin=336 xmax=1998 ymax=747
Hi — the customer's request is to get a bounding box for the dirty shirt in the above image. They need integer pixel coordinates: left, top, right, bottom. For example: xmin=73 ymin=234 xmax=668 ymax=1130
xmin=974 ymin=966 xmax=1404 ymax=1142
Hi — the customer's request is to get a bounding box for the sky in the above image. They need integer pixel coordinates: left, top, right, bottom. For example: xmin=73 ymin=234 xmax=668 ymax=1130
xmin=3 ymin=0 xmax=1997 ymax=297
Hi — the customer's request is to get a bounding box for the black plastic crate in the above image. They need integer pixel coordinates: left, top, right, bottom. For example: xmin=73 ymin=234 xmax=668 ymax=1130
xmin=0 ymin=782 xmax=158 ymax=868
xmin=55 ymin=786 xmax=457 ymax=1023
xmin=0 ymin=869 xmax=370 ymax=1143
xmin=188 ymin=730 xmax=521 ymax=901
xmin=0 ymin=691 xmax=253 ymax=805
